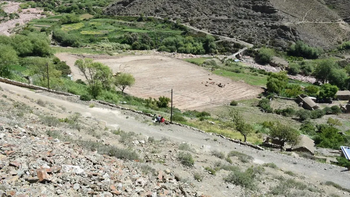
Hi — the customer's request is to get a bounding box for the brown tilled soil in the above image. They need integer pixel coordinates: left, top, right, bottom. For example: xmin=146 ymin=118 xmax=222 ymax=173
xmin=55 ymin=53 xmax=263 ymax=110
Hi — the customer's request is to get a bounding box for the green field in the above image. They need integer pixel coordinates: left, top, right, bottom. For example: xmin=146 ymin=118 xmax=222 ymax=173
xmin=213 ymin=69 xmax=268 ymax=87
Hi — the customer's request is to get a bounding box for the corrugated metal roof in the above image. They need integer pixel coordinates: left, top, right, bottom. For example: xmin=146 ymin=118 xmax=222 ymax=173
xmin=341 ymin=146 xmax=350 ymax=160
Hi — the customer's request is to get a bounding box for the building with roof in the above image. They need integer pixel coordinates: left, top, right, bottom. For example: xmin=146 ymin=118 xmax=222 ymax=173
xmin=290 ymin=135 xmax=316 ymax=155
xmin=336 ymin=91 xmax=350 ymax=100
xmin=296 ymin=94 xmax=319 ymax=110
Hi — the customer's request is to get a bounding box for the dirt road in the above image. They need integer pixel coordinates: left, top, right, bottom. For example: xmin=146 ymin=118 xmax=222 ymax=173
xmin=1 ymin=81 xmax=350 ymax=192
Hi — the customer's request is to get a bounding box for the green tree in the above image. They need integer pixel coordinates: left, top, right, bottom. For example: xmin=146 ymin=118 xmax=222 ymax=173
xmin=318 ymin=83 xmax=338 ymax=100
xmin=268 ymin=122 xmax=300 ymax=147
xmin=229 ymin=110 xmax=253 ymax=142
xmin=114 ymin=73 xmax=135 ymax=94
xmin=328 ymin=69 xmax=348 ymax=90
xmin=75 ymin=58 xmax=113 ymax=98
xmin=266 ymin=72 xmax=288 ymax=94
xmin=25 ymin=57 xmax=61 ymax=88
xmin=313 ymin=60 xmax=337 ymax=84
xmin=0 ymin=44 xmax=18 ymax=77
xmin=255 ymin=48 xmax=274 ymax=65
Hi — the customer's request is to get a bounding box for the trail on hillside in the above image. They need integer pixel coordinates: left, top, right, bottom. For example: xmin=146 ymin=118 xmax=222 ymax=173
xmin=1 ymin=81 xmax=350 ymax=191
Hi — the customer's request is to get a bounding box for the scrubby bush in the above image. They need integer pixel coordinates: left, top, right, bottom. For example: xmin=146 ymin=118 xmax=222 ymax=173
xmin=288 ymin=41 xmax=321 ymax=59
xmin=172 ymin=114 xmax=187 ymax=122
xmin=211 ymin=150 xmax=225 ymax=159
xmin=296 ymin=109 xmax=311 ymax=121
xmin=331 ymin=105 xmax=342 ymax=115
xmin=288 ymin=63 xmax=301 ymax=75
xmin=255 ymin=48 xmax=274 ymax=65
xmin=310 ymin=109 xmax=325 ymax=119
xmin=230 ymin=100 xmax=238 ymax=106
xmin=304 ymin=85 xmax=319 ymax=97
xmin=274 ymin=107 xmax=295 ymax=117
xmin=80 ymin=94 xmax=92 ymax=101
xmin=258 ymin=98 xmax=273 ymax=113
xmin=224 ymin=166 xmax=263 ymax=190
xmin=178 ymin=152 xmax=194 ymax=167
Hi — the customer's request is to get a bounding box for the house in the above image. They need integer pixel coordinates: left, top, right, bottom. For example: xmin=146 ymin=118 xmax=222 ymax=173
xmin=336 ymin=91 xmax=350 ymax=100
xmin=296 ymin=94 xmax=319 ymax=110
xmin=290 ymin=135 xmax=316 ymax=155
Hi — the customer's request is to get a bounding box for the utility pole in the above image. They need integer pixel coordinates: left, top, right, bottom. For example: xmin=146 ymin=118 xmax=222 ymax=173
xmin=170 ymin=89 xmax=173 ymax=123
xmin=46 ymin=63 xmax=50 ymax=89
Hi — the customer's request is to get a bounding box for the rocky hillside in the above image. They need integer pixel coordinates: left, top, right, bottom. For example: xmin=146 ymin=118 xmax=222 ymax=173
xmin=105 ymin=0 xmax=350 ymax=49
xmin=1 ymin=81 xmax=350 ymax=196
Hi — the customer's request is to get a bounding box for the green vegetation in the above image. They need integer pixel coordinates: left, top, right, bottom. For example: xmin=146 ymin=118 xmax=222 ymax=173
xmin=224 ymin=166 xmax=264 ymax=190
xmin=288 ymin=41 xmax=322 ymax=59
xmin=255 ymin=47 xmax=274 ymax=65
xmin=114 ymin=73 xmax=135 ymax=94
xmin=177 ymin=152 xmax=194 ymax=167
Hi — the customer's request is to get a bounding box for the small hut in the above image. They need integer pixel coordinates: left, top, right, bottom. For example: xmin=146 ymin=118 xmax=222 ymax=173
xmin=296 ymin=94 xmax=319 ymax=110
xmin=290 ymin=135 xmax=315 ymax=155
xmin=336 ymin=91 xmax=350 ymax=100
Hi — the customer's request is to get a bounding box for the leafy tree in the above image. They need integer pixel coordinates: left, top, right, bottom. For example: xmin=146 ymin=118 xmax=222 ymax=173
xmin=266 ymin=72 xmax=288 ymax=94
xmin=313 ymin=59 xmax=337 ymax=84
xmin=75 ymin=58 xmax=113 ymax=98
xmin=328 ymin=69 xmax=348 ymax=90
xmin=300 ymin=61 xmax=314 ymax=76
xmin=229 ymin=110 xmax=253 ymax=142
xmin=0 ymin=44 xmax=18 ymax=77
xmin=318 ymin=83 xmax=338 ymax=100
xmin=255 ymin=48 xmax=274 ymax=65
xmin=114 ymin=73 xmax=135 ymax=94
xmin=268 ymin=122 xmax=300 ymax=147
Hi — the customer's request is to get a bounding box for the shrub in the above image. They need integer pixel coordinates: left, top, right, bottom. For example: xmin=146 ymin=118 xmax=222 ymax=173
xmin=310 ymin=109 xmax=325 ymax=119
xmin=288 ymin=41 xmax=321 ymax=59
xmin=258 ymin=98 xmax=273 ymax=113
xmin=288 ymin=63 xmax=301 ymax=75
xmin=331 ymin=105 xmax=342 ymax=115
xmin=179 ymin=143 xmax=192 ymax=151
xmin=336 ymin=157 xmax=350 ymax=169
xmin=255 ymin=48 xmax=274 ymax=65
xmin=263 ymin=163 xmax=278 ymax=169
xmin=228 ymin=151 xmax=253 ymax=163
xmin=193 ymin=173 xmax=203 ymax=182
xmin=205 ymin=167 xmax=217 ymax=175
xmin=172 ymin=113 xmax=187 ymax=122
xmin=230 ymin=100 xmax=238 ymax=106
xmin=178 ymin=152 xmax=194 ymax=167
xmin=274 ymin=107 xmax=295 ymax=117
xmin=157 ymin=96 xmax=170 ymax=108
xmin=80 ymin=94 xmax=92 ymax=101
xmin=224 ymin=166 xmax=261 ymax=190
xmin=296 ymin=109 xmax=311 ymax=121
xmin=304 ymin=85 xmax=319 ymax=97
xmin=40 ymin=116 xmax=60 ymax=127
xmin=211 ymin=150 xmax=225 ymax=159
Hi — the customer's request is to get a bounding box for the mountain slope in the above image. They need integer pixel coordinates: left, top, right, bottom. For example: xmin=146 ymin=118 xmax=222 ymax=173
xmin=105 ymin=0 xmax=350 ymax=49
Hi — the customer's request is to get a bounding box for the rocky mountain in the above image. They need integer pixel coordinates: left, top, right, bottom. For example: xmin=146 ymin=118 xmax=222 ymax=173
xmin=105 ymin=0 xmax=350 ymax=49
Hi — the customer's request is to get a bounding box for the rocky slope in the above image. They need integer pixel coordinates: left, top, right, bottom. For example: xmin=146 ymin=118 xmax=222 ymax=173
xmin=1 ymin=81 xmax=350 ymax=196
xmin=105 ymin=0 xmax=350 ymax=49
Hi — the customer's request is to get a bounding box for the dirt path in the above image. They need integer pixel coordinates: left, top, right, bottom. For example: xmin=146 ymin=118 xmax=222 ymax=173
xmin=56 ymin=53 xmax=263 ymax=110
xmin=1 ymin=81 xmax=350 ymax=191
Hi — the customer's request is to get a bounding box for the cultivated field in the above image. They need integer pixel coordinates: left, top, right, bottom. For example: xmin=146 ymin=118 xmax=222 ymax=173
xmin=56 ymin=53 xmax=263 ymax=110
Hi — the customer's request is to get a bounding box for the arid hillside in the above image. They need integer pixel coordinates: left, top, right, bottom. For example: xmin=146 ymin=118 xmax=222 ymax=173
xmin=106 ymin=0 xmax=350 ymax=49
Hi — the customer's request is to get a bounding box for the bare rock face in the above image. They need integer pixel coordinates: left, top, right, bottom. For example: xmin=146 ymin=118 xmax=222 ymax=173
xmin=105 ymin=0 xmax=350 ymax=49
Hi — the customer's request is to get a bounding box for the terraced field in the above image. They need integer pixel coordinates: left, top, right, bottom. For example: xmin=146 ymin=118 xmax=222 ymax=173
xmin=56 ymin=53 xmax=262 ymax=110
